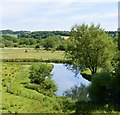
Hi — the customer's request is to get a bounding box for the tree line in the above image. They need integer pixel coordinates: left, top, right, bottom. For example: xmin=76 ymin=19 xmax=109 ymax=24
xmin=0 ymin=29 xmax=117 ymax=39
xmin=0 ymin=34 xmax=68 ymax=51
xmin=0 ymin=29 xmax=117 ymax=52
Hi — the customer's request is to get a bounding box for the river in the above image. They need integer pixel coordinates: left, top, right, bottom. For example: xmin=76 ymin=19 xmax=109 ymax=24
xmin=51 ymin=63 xmax=90 ymax=96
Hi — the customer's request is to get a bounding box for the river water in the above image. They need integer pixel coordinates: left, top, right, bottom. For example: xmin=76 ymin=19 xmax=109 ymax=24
xmin=51 ymin=63 xmax=90 ymax=96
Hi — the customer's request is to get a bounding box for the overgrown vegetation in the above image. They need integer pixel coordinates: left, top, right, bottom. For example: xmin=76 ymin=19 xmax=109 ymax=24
xmin=1 ymin=25 xmax=120 ymax=113
xmin=64 ymin=24 xmax=120 ymax=113
xmin=2 ymin=63 xmax=75 ymax=113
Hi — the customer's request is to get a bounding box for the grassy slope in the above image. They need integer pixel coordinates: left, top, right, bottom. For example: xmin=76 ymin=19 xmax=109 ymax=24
xmin=1 ymin=48 xmax=64 ymax=60
xmin=2 ymin=63 xmax=73 ymax=113
xmin=2 ymin=86 xmax=63 ymax=113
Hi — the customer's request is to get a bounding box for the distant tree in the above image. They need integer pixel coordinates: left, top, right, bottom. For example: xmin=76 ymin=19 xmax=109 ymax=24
xmin=4 ymin=40 xmax=14 ymax=47
xmin=65 ymin=24 xmax=115 ymax=80
xmin=12 ymin=37 xmax=19 ymax=43
xmin=29 ymin=38 xmax=37 ymax=45
xmin=19 ymin=38 xmax=30 ymax=45
xmin=43 ymin=36 xmax=61 ymax=50
xmin=56 ymin=44 xmax=66 ymax=51
xmin=0 ymin=36 xmax=5 ymax=48
xmin=42 ymin=36 xmax=55 ymax=50
xmin=2 ymin=34 xmax=12 ymax=40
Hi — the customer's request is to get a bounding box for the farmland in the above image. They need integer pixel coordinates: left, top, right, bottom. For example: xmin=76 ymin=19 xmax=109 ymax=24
xmin=1 ymin=48 xmax=64 ymax=60
xmin=1 ymin=27 xmax=120 ymax=114
xmin=1 ymin=48 xmax=76 ymax=113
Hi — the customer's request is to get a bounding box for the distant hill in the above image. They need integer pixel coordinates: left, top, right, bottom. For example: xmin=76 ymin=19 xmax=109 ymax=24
xmin=0 ymin=29 xmax=70 ymax=39
xmin=0 ymin=29 xmax=30 ymax=35
xmin=0 ymin=29 xmax=117 ymax=39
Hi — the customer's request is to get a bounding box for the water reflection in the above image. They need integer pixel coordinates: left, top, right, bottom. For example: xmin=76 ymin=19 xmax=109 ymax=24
xmin=51 ymin=63 xmax=90 ymax=96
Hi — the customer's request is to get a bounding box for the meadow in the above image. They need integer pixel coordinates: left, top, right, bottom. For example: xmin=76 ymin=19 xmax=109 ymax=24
xmin=1 ymin=48 xmax=64 ymax=60
xmin=1 ymin=48 xmax=75 ymax=113
xmin=1 ymin=62 xmax=75 ymax=113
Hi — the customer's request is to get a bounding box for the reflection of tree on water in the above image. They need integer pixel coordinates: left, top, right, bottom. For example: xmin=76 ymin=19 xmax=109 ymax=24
xmin=63 ymin=83 xmax=89 ymax=101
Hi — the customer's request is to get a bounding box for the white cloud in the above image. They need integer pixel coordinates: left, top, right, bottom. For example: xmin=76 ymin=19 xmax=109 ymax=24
xmin=1 ymin=3 xmax=39 ymax=20
xmin=0 ymin=0 xmax=119 ymax=2
xmin=1 ymin=1 xmax=118 ymax=31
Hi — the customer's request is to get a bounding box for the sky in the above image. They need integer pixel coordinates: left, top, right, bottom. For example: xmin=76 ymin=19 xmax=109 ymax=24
xmin=0 ymin=0 xmax=119 ymax=31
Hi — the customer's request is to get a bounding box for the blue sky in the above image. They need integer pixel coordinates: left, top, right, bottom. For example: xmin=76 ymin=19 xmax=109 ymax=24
xmin=1 ymin=0 xmax=119 ymax=31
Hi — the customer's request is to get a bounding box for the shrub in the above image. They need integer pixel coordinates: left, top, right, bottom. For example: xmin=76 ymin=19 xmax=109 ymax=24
xmin=27 ymin=64 xmax=58 ymax=96
xmin=89 ymin=72 xmax=113 ymax=104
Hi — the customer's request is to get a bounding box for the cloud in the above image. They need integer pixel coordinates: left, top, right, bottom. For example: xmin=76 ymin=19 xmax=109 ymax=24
xmin=1 ymin=0 xmax=119 ymax=3
xmin=1 ymin=3 xmax=39 ymax=20
xmin=1 ymin=1 xmax=118 ymax=31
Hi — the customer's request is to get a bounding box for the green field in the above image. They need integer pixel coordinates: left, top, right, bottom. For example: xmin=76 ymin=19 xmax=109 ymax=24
xmin=0 ymin=48 xmax=73 ymax=113
xmin=1 ymin=62 xmax=75 ymax=113
xmin=1 ymin=49 xmax=75 ymax=113
xmin=1 ymin=48 xmax=65 ymax=60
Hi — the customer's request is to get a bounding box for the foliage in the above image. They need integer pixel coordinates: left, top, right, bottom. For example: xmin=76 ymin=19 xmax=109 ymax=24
xmin=29 ymin=64 xmax=53 ymax=83
xmin=17 ymin=30 xmax=70 ymax=39
xmin=42 ymin=36 xmax=61 ymax=50
xmin=4 ymin=40 xmax=14 ymax=47
xmin=81 ymin=68 xmax=92 ymax=81
xmin=88 ymin=72 xmax=113 ymax=104
xmin=65 ymin=24 xmax=115 ymax=77
xmin=1 ymin=29 xmax=117 ymax=38
xmin=111 ymin=51 xmax=120 ymax=105
xmin=2 ymin=62 xmax=76 ymax=113
xmin=28 ymin=64 xmax=58 ymax=96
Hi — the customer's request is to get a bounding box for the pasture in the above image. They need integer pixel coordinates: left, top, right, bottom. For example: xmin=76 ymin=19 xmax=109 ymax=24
xmin=1 ymin=48 xmax=65 ymax=60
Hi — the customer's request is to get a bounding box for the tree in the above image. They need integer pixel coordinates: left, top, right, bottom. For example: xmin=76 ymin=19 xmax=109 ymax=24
xmin=42 ymin=36 xmax=55 ymax=50
xmin=29 ymin=63 xmax=53 ymax=84
xmin=29 ymin=38 xmax=37 ymax=45
xmin=65 ymin=24 xmax=115 ymax=79
xmin=19 ymin=38 xmax=30 ymax=45
xmin=28 ymin=64 xmax=58 ymax=96
xmin=42 ymin=36 xmax=61 ymax=50
xmin=4 ymin=40 xmax=14 ymax=47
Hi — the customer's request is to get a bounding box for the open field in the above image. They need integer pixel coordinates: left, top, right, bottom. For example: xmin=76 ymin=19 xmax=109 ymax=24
xmin=1 ymin=48 xmax=65 ymax=60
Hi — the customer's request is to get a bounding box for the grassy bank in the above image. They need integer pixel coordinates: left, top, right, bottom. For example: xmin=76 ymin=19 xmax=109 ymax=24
xmin=1 ymin=62 xmax=75 ymax=113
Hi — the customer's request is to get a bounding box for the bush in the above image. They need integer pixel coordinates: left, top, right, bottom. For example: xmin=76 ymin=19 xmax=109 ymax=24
xmin=27 ymin=64 xmax=58 ymax=96
xmin=29 ymin=63 xmax=53 ymax=84
xmin=89 ymin=72 xmax=113 ymax=104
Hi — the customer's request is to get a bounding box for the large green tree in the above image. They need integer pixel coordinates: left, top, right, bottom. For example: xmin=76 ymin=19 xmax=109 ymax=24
xmin=112 ymin=28 xmax=120 ymax=105
xmin=65 ymin=24 xmax=115 ymax=80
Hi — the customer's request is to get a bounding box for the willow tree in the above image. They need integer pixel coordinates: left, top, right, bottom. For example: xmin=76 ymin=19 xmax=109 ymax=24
xmin=65 ymin=24 xmax=115 ymax=81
